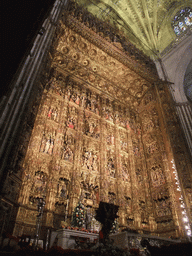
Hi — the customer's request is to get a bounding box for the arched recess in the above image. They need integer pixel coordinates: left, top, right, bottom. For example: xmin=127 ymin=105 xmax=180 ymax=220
xmin=184 ymin=59 xmax=192 ymax=102
xmin=174 ymin=40 xmax=192 ymax=103
xmin=155 ymin=35 xmax=192 ymax=156
xmin=173 ymin=40 xmax=192 ymax=156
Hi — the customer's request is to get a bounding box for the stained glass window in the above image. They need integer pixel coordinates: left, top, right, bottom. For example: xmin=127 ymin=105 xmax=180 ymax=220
xmin=172 ymin=7 xmax=192 ymax=35
xmin=174 ymin=26 xmax=180 ymax=35
xmin=179 ymin=21 xmax=186 ymax=31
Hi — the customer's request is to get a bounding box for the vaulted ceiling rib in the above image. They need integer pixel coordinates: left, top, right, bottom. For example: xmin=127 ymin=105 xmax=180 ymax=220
xmin=76 ymin=0 xmax=192 ymax=57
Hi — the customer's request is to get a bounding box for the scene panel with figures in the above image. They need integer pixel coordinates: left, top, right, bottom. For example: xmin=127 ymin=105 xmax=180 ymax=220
xmin=150 ymin=163 xmax=166 ymax=189
xmin=80 ymin=138 xmax=100 ymax=208
xmin=81 ymin=138 xmax=100 ymax=174
xmin=83 ymin=89 xmax=100 ymax=115
xmin=39 ymin=125 xmax=57 ymax=156
xmin=106 ymin=149 xmax=116 ymax=179
xmin=46 ymin=97 xmax=61 ymax=123
xmin=114 ymin=106 xmax=128 ymax=129
xmin=64 ymin=79 xmax=81 ymax=106
xmin=132 ymin=137 xmax=142 ymax=158
xmin=141 ymin=108 xmax=159 ymax=134
xmin=66 ymin=105 xmax=78 ymax=130
xmin=144 ymin=134 xmax=159 ymax=157
xmin=48 ymin=74 xmax=67 ymax=98
xmin=39 ymin=91 xmax=63 ymax=122
xmin=80 ymin=174 xmax=100 ymax=209
xmin=147 ymin=156 xmax=173 ymax=224
xmin=62 ymin=75 xmax=101 ymax=116
xmin=152 ymin=185 xmax=173 ymax=225
xmin=119 ymin=129 xmax=128 ymax=152
xmin=135 ymin=165 xmax=145 ymax=188
xmin=54 ymin=176 xmax=70 ymax=214
xmin=120 ymin=154 xmax=130 ymax=183
xmin=83 ymin=112 xmax=100 ymax=139
xmin=60 ymin=129 xmax=76 ymax=163
xmin=102 ymin=98 xmax=114 ymax=123
xmin=51 ymin=163 xmax=71 ymax=227
xmin=28 ymin=170 xmax=48 ymax=206
xmin=105 ymin=123 xmax=115 ymax=147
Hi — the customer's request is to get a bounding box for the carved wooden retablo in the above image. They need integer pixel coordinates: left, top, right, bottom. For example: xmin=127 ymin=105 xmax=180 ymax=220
xmin=7 ymin=3 xmax=191 ymax=240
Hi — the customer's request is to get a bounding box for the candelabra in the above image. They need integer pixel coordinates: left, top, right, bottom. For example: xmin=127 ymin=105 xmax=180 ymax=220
xmin=33 ymin=197 xmax=46 ymax=249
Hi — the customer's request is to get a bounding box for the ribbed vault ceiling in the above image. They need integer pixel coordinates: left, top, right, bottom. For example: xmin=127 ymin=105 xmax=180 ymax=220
xmin=75 ymin=0 xmax=192 ymax=57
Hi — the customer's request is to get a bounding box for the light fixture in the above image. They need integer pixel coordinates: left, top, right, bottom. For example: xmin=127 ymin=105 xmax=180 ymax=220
xmin=183 ymin=217 xmax=188 ymax=222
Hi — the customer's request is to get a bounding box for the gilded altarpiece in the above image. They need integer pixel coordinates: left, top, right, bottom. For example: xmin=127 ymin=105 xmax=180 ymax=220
xmin=13 ymin=10 xmax=192 ymax=239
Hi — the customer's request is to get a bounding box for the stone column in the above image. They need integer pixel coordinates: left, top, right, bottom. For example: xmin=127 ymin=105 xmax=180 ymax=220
xmin=0 ymin=0 xmax=69 ymax=188
xmin=175 ymin=102 xmax=192 ymax=156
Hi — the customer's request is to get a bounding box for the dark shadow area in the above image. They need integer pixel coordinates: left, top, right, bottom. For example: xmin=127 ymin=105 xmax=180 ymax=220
xmin=1 ymin=0 xmax=55 ymax=99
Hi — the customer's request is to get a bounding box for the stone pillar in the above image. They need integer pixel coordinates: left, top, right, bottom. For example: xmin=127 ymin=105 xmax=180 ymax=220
xmin=175 ymin=102 xmax=192 ymax=156
xmin=0 ymin=0 xmax=69 ymax=188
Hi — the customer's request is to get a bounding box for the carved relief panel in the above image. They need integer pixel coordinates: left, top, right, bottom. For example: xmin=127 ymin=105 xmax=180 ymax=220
xmin=106 ymin=149 xmax=116 ymax=178
xmin=65 ymin=80 xmax=81 ymax=106
xmin=102 ymin=99 xmax=114 ymax=122
xmin=150 ymin=163 xmax=166 ymax=188
xmin=119 ymin=129 xmax=128 ymax=152
xmin=132 ymin=138 xmax=142 ymax=158
xmin=114 ymin=106 xmax=128 ymax=129
xmin=47 ymin=98 xmax=61 ymax=123
xmin=49 ymin=77 xmax=65 ymax=97
xmin=66 ymin=106 xmax=78 ymax=130
xmin=28 ymin=170 xmax=48 ymax=206
xmin=105 ymin=123 xmax=115 ymax=146
xmin=135 ymin=167 xmax=144 ymax=186
xmin=120 ymin=155 xmax=130 ymax=183
xmin=39 ymin=127 xmax=57 ymax=155
xmin=60 ymin=131 xmax=75 ymax=163
xmin=55 ymin=177 xmax=70 ymax=214
xmin=84 ymin=113 xmax=100 ymax=139
xmin=82 ymin=146 xmax=99 ymax=174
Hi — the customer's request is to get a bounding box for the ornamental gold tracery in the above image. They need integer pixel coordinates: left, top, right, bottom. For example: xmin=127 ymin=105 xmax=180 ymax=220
xmin=12 ymin=9 xmax=192 ymax=239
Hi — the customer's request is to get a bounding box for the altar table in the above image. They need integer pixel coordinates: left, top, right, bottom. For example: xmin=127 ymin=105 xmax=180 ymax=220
xmin=50 ymin=229 xmax=99 ymax=249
